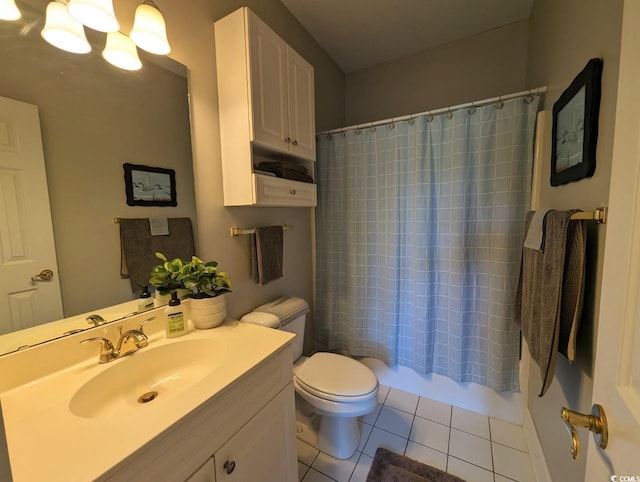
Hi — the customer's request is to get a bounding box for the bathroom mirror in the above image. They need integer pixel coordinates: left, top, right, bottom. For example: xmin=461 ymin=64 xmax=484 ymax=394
xmin=0 ymin=0 xmax=197 ymax=355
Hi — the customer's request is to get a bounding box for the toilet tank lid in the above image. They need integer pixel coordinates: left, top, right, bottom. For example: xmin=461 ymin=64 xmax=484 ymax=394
xmin=240 ymin=311 xmax=280 ymax=328
xmin=252 ymin=296 xmax=310 ymax=326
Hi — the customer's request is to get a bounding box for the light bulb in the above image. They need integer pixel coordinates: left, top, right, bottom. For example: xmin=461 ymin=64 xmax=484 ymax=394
xmin=41 ymin=1 xmax=91 ymax=54
xmin=67 ymin=0 xmax=119 ymax=33
xmin=102 ymin=32 xmax=142 ymax=71
xmin=130 ymin=1 xmax=170 ymax=55
xmin=0 ymin=0 xmax=21 ymax=21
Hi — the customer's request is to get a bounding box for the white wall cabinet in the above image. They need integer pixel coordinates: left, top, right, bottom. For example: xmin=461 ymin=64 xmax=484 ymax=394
xmin=215 ymin=7 xmax=317 ymax=207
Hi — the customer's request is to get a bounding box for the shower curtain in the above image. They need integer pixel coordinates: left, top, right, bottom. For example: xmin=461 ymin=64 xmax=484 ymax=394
xmin=315 ymin=96 xmax=540 ymax=392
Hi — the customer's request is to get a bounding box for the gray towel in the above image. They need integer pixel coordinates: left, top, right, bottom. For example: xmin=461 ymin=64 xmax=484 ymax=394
xmin=251 ymin=226 xmax=283 ymax=285
xmin=514 ymin=210 xmax=584 ymax=396
xmin=120 ymin=217 xmax=195 ymax=291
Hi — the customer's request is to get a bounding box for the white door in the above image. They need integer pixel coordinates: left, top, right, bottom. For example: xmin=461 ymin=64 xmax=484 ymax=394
xmin=586 ymin=0 xmax=640 ymax=477
xmin=287 ymin=46 xmax=316 ymax=162
xmin=0 ymin=96 xmax=63 ymax=335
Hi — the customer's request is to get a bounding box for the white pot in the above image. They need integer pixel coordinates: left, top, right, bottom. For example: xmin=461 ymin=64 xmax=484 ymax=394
xmin=153 ymin=291 xmax=172 ymax=308
xmin=189 ymin=295 xmax=227 ymax=329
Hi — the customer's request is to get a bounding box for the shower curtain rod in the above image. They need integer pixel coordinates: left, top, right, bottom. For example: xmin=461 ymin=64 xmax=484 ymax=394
xmin=317 ymin=86 xmax=547 ymax=136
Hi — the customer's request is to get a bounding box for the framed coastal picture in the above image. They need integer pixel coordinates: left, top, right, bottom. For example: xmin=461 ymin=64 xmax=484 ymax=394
xmin=123 ymin=163 xmax=177 ymax=206
xmin=551 ymin=58 xmax=603 ymax=186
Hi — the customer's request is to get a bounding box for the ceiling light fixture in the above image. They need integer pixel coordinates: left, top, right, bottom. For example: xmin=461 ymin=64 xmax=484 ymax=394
xmin=102 ymin=31 xmax=142 ymax=71
xmin=0 ymin=0 xmax=21 ymax=21
xmin=41 ymin=1 xmax=91 ymax=54
xmin=67 ymin=0 xmax=119 ymax=33
xmin=130 ymin=0 xmax=170 ymax=55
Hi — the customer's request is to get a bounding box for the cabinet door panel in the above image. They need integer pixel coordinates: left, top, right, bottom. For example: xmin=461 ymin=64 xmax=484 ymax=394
xmin=249 ymin=15 xmax=289 ymax=153
xmin=287 ymin=47 xmax=316 ymax=161
xmin=186 ymin=457 xmax=215 ymax=482
xmin=214 ymin=384 xmax=297 ymax=482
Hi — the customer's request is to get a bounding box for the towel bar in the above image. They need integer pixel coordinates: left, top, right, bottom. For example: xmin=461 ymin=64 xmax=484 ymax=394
xmin=570 ymin=207 xmax=607 ymax=224
xmin=230 ymin=224 xmax=293 ymax=237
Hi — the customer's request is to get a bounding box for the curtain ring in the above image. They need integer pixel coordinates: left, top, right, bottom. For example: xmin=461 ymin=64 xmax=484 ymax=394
xmin=355 ymin=128 xmax=361 ymax=136
xmin=340 ymin=131 xmax=346 ymax=137
xmin=370 ymin=126 xmax=376 ymax=132
xmin=468 ymin=104 xmax=476 ymax=115
xmin=327 ymin=134 xmax=332 ymax=140
xmin=408 ymin=117 xmax=415 ymax=126
xmin=524 ymin=94 xmax=534 ymax=104
xmin=496 ymin=97 xmax=504 ymax=110
xmin=446 ymin=110 xmax=453 ymax=120
xmin=388 ymin=122 xmax=395 ymax=129
xmin=425 ymin=112 xmax=434 ymax=123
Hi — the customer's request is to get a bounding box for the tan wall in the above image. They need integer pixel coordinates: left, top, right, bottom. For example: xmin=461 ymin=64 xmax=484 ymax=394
xmin=344 ymin=21 xmax=529 ymax=126
xmin=525 ymin=0 xmax=623 ymax=480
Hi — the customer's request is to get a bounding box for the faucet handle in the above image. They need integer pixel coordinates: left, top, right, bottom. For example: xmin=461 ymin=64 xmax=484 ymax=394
xmin=136 ymin=316 xmax=157 ymax=336
xmin=80 ymin=337 xmax=115 ymax=364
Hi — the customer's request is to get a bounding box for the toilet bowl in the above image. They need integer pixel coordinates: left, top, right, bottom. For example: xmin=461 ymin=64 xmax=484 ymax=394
xmin=241 ymin=297 xmax=379 ymax=459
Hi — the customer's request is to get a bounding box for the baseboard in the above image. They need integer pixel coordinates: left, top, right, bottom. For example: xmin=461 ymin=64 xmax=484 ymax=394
xmin=523 ymin=409 xmax=552 ymax=482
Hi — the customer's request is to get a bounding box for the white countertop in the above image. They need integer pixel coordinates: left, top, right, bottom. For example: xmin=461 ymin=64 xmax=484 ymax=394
xmin=0 ymin=320 xmax=294 ymax=481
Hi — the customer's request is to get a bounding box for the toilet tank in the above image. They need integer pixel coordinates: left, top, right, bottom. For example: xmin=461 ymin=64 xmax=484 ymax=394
xmin=280 ymin=314 xmax=306 ymax=361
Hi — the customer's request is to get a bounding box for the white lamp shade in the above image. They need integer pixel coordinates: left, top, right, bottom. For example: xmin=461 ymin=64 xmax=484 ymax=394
xmin=41 ymin=2 xmax=91 ymax=54
xmin=130 ymin=3 xmax=170 ymax=55
xmin=102 ymin=32 xmax=142 ymax=71
xmin=0 ymin=0 xmax=20 ymax=20
xmin=67 ymin=0 xmax=119 ymax=33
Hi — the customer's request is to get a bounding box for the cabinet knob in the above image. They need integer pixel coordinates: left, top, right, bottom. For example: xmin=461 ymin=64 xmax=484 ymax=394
xmin=223 ymin=460 xmax=236 ymax=475
xmin=285 ymin=137 xmax=291 ymax=143
xmin=292 ymin=140 xmax=298 ymax=146
xmin=289 ymin=189 xmax=296 ymax=195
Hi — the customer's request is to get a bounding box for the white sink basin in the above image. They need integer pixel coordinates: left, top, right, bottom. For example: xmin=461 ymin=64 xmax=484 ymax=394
xmin=70 ymin=338 xmax=226 ymax=418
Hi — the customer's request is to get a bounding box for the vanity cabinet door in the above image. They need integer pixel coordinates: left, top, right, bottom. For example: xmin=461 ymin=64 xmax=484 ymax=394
xmin=186 ymin=457 xmax=216 ymax=482
xmin=214 ymin=383 xmax=297 ymax=482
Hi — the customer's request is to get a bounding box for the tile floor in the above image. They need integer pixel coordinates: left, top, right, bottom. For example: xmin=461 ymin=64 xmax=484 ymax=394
xmin=297 ymin=386 xmax=537 ymax=482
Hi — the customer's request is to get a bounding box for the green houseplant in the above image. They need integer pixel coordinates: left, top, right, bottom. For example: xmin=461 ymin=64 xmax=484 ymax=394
xmin=150 ymin=253 xmax=232 ymax=328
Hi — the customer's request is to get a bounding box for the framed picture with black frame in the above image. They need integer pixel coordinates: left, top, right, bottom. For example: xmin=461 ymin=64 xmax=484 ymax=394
xmin=550 ymin=58 xmax=603 ymax=186
xmin=123 ymin=163 xmax=177 ymax=207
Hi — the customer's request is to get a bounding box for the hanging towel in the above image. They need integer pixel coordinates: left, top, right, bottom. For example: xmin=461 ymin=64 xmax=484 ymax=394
xmin=120 ymin=217 xmax=195 ymax=291
xmin=251 ymin=226 xmax=283 ymax=285
xmin=524 ymin=210 xmax=550 ymax=251
xmin=514 ymin=210 xmax=585 ymax=396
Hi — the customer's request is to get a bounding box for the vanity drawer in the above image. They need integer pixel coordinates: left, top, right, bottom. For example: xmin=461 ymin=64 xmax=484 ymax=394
xmin=253 ymin=174 xmax=317 ymax=206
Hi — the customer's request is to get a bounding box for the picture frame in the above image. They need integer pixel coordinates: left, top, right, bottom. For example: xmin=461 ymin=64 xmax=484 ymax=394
xmin=551 ymin=58 xmax=603 ymax=186
xmin=123 ymin=163 xmax=177 ymax=207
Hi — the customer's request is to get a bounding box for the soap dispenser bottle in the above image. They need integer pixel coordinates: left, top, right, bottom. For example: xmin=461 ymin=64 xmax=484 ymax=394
xmin=137 ymin=285 xmax=153 ymax=312
xmin=164 ymin=291 xmax=188 ymax=338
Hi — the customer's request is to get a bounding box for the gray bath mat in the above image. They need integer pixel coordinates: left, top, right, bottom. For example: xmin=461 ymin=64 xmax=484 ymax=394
xmin=367 ymin=447 xmax=466 ymax=482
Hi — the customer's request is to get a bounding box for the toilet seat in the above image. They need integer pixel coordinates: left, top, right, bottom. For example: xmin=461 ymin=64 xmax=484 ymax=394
xmin=294 ymin=352 xmax=378 ymax=403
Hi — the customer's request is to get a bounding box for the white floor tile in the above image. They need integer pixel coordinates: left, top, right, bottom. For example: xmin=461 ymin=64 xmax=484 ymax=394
xmin=404 ymin=441 xmax=447 ymax=471
xmin=384 ymin=388 xmax=420 ymax=414
xmin=416 ymin=397 xmax=452 ymax=426
xmin=298 ymin=461 xmax=310 ymax=481
xmin=447 ymin=456 xmax=494 ymax=482
xmin=297 ymin=439 xmax=320 ymax=466
xmin=451 ymin=406 xmax=490 ymax=439
xmin=359 ymin=402 xmax=382 ymax=426
xmin=490 ymin=417 xmax=529 ymax=452
xmin=495 ymin=475 xmax=517 ymax=482
xmin=492 ymin=442 xmax=536 ymax=482
xmin=374 ymin=406 xmax=414 ymax=438
xmin=302 ymin=467 xmax=336 ymax=482
xmin=409 ymin=416 xmax=451 ymax=453
xmin=312 ymin=450 xmax=360 ymax=482
xmin=448 ymin=428 xmax=493 ymax=471
xmin=362 ymin=427 xmax=408 ymax=457
xmin=357 ymin=421 xmax=373 ymax=452
xmin=349 ymin=453 xmax=373 ymax=482
xmin=377 ymin=384 xmax=390 ymax=404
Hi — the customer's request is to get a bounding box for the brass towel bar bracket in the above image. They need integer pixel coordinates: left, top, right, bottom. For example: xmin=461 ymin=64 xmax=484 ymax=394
xmin=570 ymin=207 xmax=607 ymax=224
xmin=230 ymin=224 xmax=293 ymax=237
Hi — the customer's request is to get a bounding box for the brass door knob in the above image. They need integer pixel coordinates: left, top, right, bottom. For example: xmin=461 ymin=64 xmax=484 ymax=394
xmin=31 ymin=269 xmax=54 ymax=282
xmin=561 ymin=403 xmax=608 ymax=459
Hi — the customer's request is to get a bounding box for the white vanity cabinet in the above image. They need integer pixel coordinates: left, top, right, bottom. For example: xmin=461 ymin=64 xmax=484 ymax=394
xmin=101 ymin=345 xmax=297 ymax=482
xmin=215 ymin=7 xmax=317 ymax=207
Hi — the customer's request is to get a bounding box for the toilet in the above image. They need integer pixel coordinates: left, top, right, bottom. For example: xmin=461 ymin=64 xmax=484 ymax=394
xmin=241 ymin=296 xmax=378 ymax=459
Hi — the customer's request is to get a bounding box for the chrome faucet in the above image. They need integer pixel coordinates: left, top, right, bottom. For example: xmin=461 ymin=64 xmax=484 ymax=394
xmin=86 ymin=314 xmax=107 ymax=326
xmin=80 ymin=317 xmax=156 ymax=364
